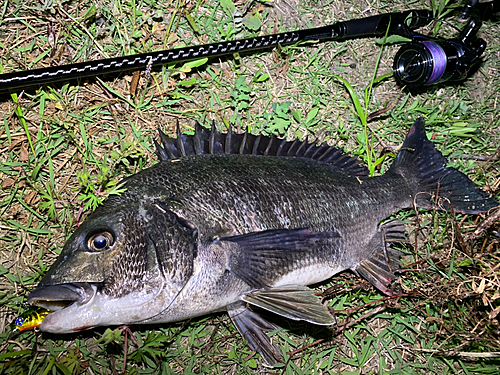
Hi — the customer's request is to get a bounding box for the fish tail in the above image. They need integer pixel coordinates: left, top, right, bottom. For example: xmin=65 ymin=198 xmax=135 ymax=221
xmin=388 ymin=118 xmax=497 ymax=214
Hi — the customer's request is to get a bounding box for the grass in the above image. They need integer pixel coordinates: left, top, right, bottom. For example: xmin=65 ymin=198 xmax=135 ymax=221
xmin=0 ymin=0 xmax=499 ymax=373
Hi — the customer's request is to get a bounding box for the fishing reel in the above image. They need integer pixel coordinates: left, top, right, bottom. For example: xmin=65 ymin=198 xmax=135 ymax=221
xmin=392 ymin=18 xmax=487 ymax=88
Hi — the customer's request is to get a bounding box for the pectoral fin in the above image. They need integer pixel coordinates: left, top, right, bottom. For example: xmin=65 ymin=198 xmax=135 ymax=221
xmin=227 ymin=302 xmax=283 ymax=365
xmin=242 ymin=285 xmax=335 ymax=325
xmin=219 ymin=227 xmax=339 ymax=251
xmin=217 ymin=228 xmax=339 ymax=288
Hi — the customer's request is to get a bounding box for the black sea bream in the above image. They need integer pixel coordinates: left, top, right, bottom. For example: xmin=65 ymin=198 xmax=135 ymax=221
xmin=28 ymin=118 xmax=497 ymax=364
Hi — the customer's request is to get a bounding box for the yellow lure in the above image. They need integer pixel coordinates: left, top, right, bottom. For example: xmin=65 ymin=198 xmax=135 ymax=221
xmin=12 ymin=307 xmax=51 ymax=334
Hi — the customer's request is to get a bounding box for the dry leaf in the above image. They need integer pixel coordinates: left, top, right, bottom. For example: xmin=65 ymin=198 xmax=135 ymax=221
xmin=20 ymin=144 xmax=29 ymax=162
xmin=130 ymin=70 xmax=140 ymax=96
xmin=477 ymin=278 xmax=486 ymax=294
xmin=482 ymin=293 xmax=489 ymax=307
xmin=1 ymin=177 xmax=15 ymax=188
xmin=489 ymin=306 xmax=500 ymax=320
xmin=7 ymin=137 xmax=25 ymax=151
xmin=55 ymin=101 xmax=64 ymax=110
xmin=24 ymin=190 xmax=38 ymax=205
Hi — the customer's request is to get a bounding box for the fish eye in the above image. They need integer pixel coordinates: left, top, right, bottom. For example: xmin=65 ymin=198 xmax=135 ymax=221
xmin=87 ymin=231 xmax=114 ymax=252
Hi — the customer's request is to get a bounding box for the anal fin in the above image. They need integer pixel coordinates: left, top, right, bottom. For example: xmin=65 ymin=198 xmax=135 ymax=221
xmin=242 ymin=285 xmax=335 ymax=325
xmin=353 ymin=219 xmax=406 ymax=295
xmin=227 ymin=302 xmax=283 ymax=365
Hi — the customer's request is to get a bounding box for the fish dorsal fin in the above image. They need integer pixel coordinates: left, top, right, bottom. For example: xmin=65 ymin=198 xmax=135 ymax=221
xmin=155 ymin=122 xmax=368 ymax=176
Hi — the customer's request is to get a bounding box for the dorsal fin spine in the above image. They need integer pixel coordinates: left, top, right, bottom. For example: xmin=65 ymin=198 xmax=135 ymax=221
xmin=176 ymin=120 xmax=187 ymax=157
xmin=159 ymin=128 xmax=178 ymax=159
xmin=239 ymin=132 xmax=248 ymax=154
xmin=318 ymin=148 xmax=335 ymax=162
xmin=209 ymin=121 xmax=216 ymax=154
xmin=252 ymin=136 xmax=261 ymax=155
xmin=324 ymin=149 xmax=341 ymax=163
xmin=304 ymin=140 xmax=318 ymax=157
xmin=264 ymin=136 xmax=274 ymax=156
xmin=276 ymin=138 xmax=287 ymax=157
xmin=296 ymin=138 xmax=309 ymax=156
xmin=155 ymin=122 xmax=368 ymax=176
xmin=194 ymin=122 xmax=203 ymax=155
xmin=311 ymin=144 xmax=327 ymax=159
xmin=287 ymin=139 xmax=299 ymax=156
xmin=226 ymin=127 xmax=233 ymax=154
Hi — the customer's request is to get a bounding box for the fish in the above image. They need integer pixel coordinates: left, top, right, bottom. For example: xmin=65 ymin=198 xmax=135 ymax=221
xmin=27 ymin=118 xmax=497 ymax=364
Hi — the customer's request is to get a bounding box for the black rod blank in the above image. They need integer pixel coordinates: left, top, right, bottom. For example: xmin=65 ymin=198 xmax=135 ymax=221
xmin=0 ymin=10 xmax=431 ymax=92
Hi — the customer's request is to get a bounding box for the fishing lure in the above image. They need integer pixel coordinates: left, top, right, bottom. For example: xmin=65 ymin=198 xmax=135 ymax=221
xmin=11 ymin=307 xmax=51 ymax=335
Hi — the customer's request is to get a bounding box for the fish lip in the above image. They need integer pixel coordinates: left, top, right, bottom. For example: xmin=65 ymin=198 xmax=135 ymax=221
xmin=27 ymin=282 xmax=97 ymax=311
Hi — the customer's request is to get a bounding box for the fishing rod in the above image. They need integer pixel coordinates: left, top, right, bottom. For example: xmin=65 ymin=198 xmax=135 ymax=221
xmin=0 ymin=9 xmax=430 ymax=91
xmin=0 ymin=1 xmax=496 ymax=92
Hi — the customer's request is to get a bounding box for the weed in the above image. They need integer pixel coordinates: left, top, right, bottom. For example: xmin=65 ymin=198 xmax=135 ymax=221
xmin=0 ymin=0 xmax=498 ymax=374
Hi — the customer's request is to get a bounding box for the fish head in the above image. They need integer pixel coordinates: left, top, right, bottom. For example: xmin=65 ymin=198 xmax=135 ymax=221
xmin=27 ymin=198 xmax=197 ymax=333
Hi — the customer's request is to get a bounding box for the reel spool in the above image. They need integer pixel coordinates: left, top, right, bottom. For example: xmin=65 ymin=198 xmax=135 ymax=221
xmin=393 ymin=18 xmax=487 ymax=88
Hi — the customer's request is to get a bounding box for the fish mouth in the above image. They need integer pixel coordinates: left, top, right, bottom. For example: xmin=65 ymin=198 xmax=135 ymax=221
xmin=27 ymin=282 xmax=96 ymax=312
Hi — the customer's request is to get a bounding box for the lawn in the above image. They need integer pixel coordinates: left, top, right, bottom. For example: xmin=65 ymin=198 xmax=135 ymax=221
xmin=0 ymin=0 xmax=499 ymax=373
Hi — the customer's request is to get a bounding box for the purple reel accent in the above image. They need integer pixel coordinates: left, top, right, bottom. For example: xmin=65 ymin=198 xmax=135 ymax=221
xmin=421 ymin=41 xmax=447 ymax=84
